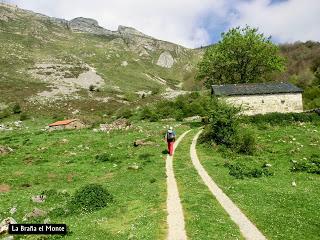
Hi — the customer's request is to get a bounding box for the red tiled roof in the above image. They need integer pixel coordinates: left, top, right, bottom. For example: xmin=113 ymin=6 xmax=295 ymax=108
xmin=48 ymin=119 xmax=77 ymax=127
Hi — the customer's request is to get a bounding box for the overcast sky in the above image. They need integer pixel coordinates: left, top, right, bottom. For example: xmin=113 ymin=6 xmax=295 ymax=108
xmin=5 ymin=0 xmax=320 ymax=48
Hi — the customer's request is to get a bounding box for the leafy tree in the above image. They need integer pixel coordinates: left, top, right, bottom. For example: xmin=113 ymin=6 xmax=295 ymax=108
xmin=311 ymin=56 xmax=320 ymax=85
xmin=197 ymin=26 xmax=285 ymax=87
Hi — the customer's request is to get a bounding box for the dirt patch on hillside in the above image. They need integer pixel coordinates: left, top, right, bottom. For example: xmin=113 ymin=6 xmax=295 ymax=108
xmin=28 ymin=63 xmax=106 ymax=102
xmin=0 ymin=184 xmax=10 ymax=193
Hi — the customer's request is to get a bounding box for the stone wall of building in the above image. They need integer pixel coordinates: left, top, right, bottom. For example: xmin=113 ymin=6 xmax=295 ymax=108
xmin=64 ymin=120 xmax=85 ymax=130
xmin=224 ymin=93 xmax=303 ymax=115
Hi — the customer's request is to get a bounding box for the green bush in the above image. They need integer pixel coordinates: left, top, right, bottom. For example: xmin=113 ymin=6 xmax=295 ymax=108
xmin=12 ymin=103 xmax=22 ymax=114
xmin=20 ymin=112 xmax=29 ymax=121
xmin=204 ymin=101 xmax=240 ymax=146
xmin=68 ymin=184 xmax=113 ymax=213
xmin=233 ymin=129 xmax=256 ymax=155
xmin=89 ymin=85 xmax=95 ymax=91
xmin=137 ymin=92 xmax=217 ymax=122
xmin=245 ymin=112 xmax=320 ymax=125
xmin=225 ymin=162 xmax=273 ymax=179
xmin=140 ymin=107 xmax=159 ymax=122
xmin=291 ymin=154 xmax=320 ymax=174
xmin=49 ymin=207 xmax=67 ymax=217
xmin=0 ymin=108 xmax=10 ymax=119
xmin=95 ymin=153 xmax=117 ymax=162
xmin=116 ymin=108 xmax=133 ymax=119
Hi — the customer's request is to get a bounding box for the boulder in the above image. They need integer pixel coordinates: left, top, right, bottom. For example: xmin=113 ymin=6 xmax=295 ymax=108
xmin=133 ymin=139 xmax=154 ymax=147
xmin=156 ymin=51 xmax=174 ymax=68
xmin=128 ymin=164 xmax=140 ymax=170
xmin=0 ymin=146 xmax=13 ymax=155
xmin=121 ymin=61 xmax=128 ymax=67
xmin=32 ymin=195 xmax=46 ymax=203
xmin=23 ymin=208 xmax=47 ymax=220
xmin=0 ymin=217 xmax=17 ymax=234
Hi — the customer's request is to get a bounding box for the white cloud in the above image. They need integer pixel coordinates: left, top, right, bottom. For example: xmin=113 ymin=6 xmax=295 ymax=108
xmin=5 ymin=0 xmax=320 ymax=47
xmin=7 ymin=0 xmax=230 ymax=48
xmin=230 ymin=0 xmax=320 ymax=43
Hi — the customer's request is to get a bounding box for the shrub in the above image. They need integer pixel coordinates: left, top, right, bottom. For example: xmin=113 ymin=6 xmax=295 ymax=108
xmin=151 ymin=87 xmax=161 ymax=95
xmin=245 ymin=112 xmax=320 ymax=125
xmin=233 ymin=129 xmax=256 ymax=155
xmin=225 ymin=162 xmax=273 ymax=179
xmin=117 ymin=108 xmax=133 ymax=119
xmin=12 ymin=103 xmax=22 ymax=114
xmin=49 ymin=207 xmax=67 ymax=217
xmin=89 ymin=85 xmax=95 ymax=91
xmin=95 ymin=153 xmax=117 ymax=162
xmin=291 ymin=154 xmax=320 ymax=174
xmin=205 ymin=101 xmax=241 ymax=146
xmin=20 ymin=112 xmax=29 ymax=121
xmin=68 ymin=184 xmax=113 ymax=213
xmin=140 ymin=107 xmax=159 ymax=122
xmin=0 ymin=108 xmax=10 ymax=119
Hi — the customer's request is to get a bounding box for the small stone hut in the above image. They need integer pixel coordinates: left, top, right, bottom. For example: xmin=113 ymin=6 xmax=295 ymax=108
xmin=48 ymin=119 xmax=85 ymax=131
xmin=211 ymin=82 xmax=303 ymax=115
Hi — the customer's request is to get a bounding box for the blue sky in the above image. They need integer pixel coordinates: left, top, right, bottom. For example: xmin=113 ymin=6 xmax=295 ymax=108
xmin=6 ymin=0 xmax=320 ymax=48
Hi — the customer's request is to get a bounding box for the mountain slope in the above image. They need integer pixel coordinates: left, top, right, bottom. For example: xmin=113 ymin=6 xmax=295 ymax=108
xmin=0 ymin=3 xmax=202 ymax=116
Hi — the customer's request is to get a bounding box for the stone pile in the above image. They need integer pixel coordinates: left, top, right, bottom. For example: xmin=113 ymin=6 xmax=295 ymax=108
xmin=98 ymin=119 xmax=132 ymax=132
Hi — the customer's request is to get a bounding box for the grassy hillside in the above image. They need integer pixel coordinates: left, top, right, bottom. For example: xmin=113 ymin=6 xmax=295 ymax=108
xmin=198 ymin=121 xmax=320 ymax=239
xmin=0 ymin=3 xmax=202 ymax=118
xmin=0 ymin=117 xmax=191 ymax=239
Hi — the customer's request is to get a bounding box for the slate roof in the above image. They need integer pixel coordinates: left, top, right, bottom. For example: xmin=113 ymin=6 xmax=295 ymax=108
xmin=211 ymin=82 xmax=303 ymax=96
xmin=48 ymin=119 xmax=78 ymax=127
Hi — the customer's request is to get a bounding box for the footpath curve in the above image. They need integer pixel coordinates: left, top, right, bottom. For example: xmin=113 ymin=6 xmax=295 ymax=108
xmin=190 ymin=130 xmax=267 ymax=240
xmin=166 ymin=130 xmax=190 ymax=240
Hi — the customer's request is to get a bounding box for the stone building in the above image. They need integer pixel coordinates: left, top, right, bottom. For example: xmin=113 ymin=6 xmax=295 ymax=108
xmin=48 ymin=119 xmax=85 ymax=131
xmin=211 ymin=82 xmax=303 ymax=115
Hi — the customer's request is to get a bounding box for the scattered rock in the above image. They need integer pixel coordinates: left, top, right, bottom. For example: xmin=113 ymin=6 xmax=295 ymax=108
xmin=99 ymin=119 xmax=132 ymax=132
xmin=133 ymin=139 xmax=154 ymax=147
xmin=121 ymin=61 xmax=128 ymax=67
xmin=264 ymin=163 xmax=272 ymax=168
xmin=292 ymin=181 xmax=297 ymax=187
xmin=32 ymin=195 xmax=46 ymax=203
xmin=60 ymin=138 xmax=69 ymax=144
xmin=44 ymin=218 xmax=51 ymax=224
xmin=23 ymin=208 xmax=47 ymax=220
xmin=72 ymin=109 xmax=80 ymax=115
xmin=0 ymin=217 xmax=17 ymax=234
xmin=156 ymin=51 xmax=174 ymax=68
xmin=183 ymin=116 xmax=201 ymax=122
xmin=128 ymin=163 xmax=140 ymax=170
xmin=136 ymin=90 xmax=152 ymax=98
xmin=0 ymin=146 xmax=13 ymax=155
xmin=0 ymin=184 xmax=10 ymax=193
xmin=9 ymin=207 xmax=17 ymax=215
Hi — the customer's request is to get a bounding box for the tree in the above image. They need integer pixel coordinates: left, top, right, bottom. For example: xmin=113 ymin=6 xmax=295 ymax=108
xmin=197 ymin=26 xmax=285 ymax=87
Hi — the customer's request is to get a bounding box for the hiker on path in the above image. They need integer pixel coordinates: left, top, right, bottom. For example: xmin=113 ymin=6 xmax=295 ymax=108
xmin=164 ymin=126 xmax=176 ymax=156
